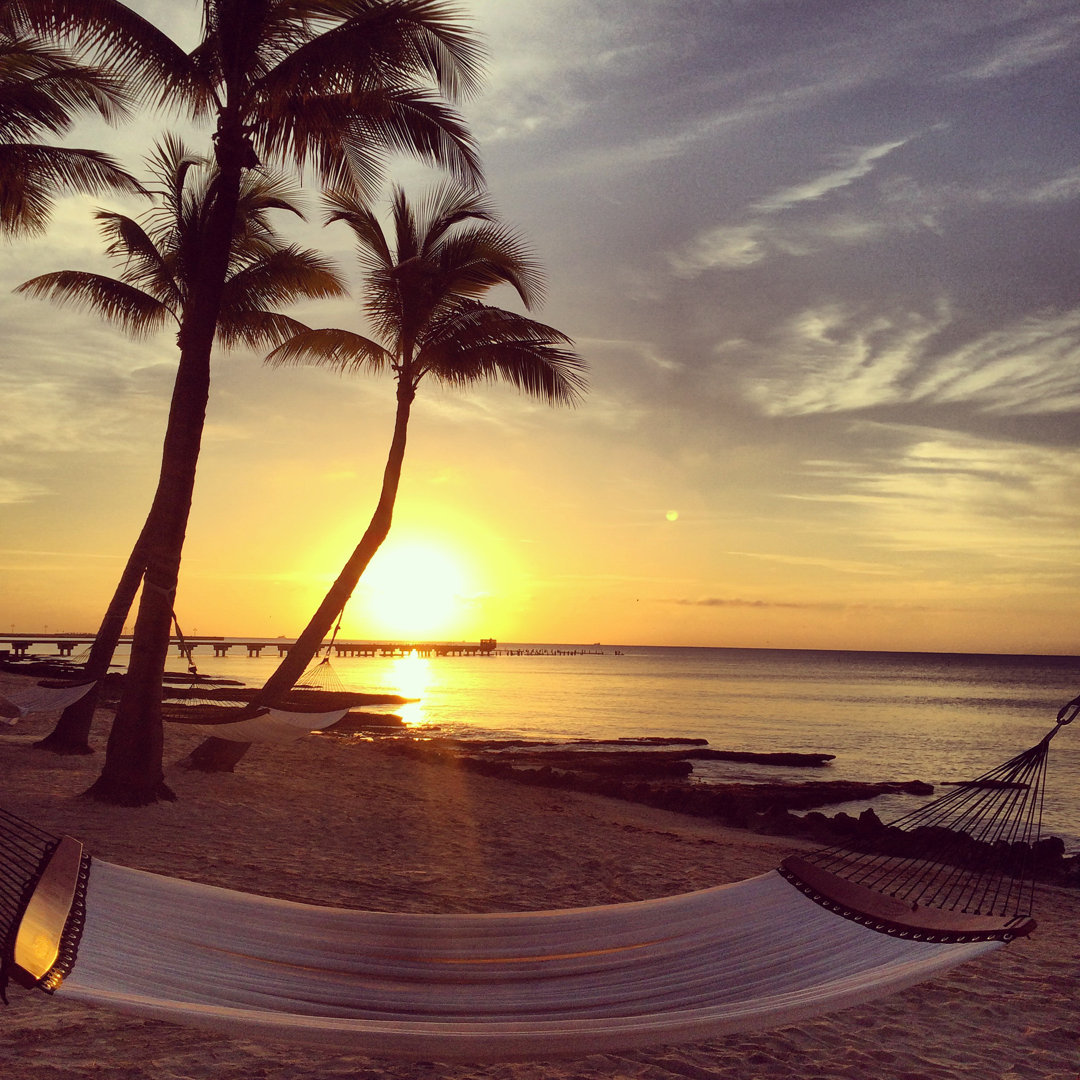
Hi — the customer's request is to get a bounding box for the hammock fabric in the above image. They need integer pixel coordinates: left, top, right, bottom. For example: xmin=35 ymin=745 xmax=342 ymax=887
xmin=50 ymin=860 xmax=1000 ymax=1061
xmin=163 ymin=652 xmax=353 ymax=741
xmin=181 ymin=707 xmax=350 ymax=743
xmin=2 ymin=705 xmax=1070 ymax=1061
xmin=0 ymin=681 xmax=95 ymax=723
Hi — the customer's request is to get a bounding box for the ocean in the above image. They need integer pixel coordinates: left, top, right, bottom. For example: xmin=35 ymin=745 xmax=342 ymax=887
xmin=143 ymin=641 xmax=1080 ymax=848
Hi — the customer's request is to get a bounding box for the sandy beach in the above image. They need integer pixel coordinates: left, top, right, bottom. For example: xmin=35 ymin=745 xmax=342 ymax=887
xmin=1 ymin=670 xmax=1077 ymax=1080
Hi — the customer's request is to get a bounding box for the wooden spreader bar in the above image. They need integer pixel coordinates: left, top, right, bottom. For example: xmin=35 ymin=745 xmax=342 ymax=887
xmin=780 ymin=855 xmax=1037 ymax=943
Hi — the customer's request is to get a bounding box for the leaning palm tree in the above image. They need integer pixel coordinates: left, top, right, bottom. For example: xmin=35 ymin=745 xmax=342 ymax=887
xmin=6 ymin=0 xmax=484 ymax=803
xmin=16 ymin=134 xmax=346 ymax=762
xmin=183 ymin=181 xmax=586 ymax=771
xmin=0 ymin=14 xmax=142 ymax=235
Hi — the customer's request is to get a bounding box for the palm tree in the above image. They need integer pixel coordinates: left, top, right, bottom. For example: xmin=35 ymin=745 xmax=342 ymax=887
xmin=0 ymin=13 xmax=142 ymax=235
xmin=183 ymin=181 xmax=586 ymax=771
xmin=6 ymin=0 xmax=484 ymax=804
xmin=16 ymin=134 xmax=347 ymax=764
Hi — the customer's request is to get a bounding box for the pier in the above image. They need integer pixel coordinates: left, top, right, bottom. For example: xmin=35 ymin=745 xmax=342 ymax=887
xmin=1 ymin=634 xmax=500 ymax=660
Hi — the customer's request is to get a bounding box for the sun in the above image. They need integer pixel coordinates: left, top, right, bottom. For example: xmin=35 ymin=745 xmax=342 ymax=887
xmin=356 ymin=540 xmax=472 ymax=640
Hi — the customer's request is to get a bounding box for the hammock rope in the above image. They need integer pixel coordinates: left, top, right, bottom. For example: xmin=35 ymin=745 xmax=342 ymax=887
xmin=0 ymin=681 xmax=97 ymax=722
xmin=781 ymin=703 xmax=1074 ymax=938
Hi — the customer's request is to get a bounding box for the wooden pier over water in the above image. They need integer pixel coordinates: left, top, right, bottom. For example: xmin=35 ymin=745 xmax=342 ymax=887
xmin=1 ymin=635 xmax=499 ymax=660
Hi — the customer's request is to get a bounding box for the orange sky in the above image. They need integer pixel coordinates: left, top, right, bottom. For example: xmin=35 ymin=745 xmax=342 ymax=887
xmin=2 ymin=1 xmax=1079 ymax=655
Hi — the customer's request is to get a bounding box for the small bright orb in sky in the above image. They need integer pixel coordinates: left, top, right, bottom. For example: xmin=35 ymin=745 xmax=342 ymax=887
xmin=666 ymin=510 xmax=679 ymax=522
xmin=360 ymin=540 xmax=470 ymax=639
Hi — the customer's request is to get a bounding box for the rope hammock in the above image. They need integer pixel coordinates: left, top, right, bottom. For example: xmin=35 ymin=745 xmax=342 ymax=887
xmin=0 ymin=681 xmax=96 ymax=723
xmin=1 ymin=700 xmax=1073 ymax=1061
xmin=161 ymin=616 xmax=350 ymax=741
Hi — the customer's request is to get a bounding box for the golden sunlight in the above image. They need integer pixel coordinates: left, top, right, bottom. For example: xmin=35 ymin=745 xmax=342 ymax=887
xmin=357 ymin=540 xmax=472 ymax=639
xmin=389 ymin=652 xmax=432 ymax=729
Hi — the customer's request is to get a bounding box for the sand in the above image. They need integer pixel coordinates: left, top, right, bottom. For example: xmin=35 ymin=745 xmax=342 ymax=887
xmin=1 ymin=670 xmax=1078 ymax=1079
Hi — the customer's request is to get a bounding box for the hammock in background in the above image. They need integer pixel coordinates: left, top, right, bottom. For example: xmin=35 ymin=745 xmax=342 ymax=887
xmin=1 ymin=700 xmax=1071 ymax=1061
xmin=177 ymin=706 xmax=350 ymax=743
xmin=162 ymin=623 xmax=351 ymax=742
xmin=0 ymin=681 xmax=96 ymax=723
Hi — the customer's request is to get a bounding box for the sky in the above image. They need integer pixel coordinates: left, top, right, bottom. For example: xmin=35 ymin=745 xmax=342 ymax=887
xmin=2 ymin=0 xmax=1080 ymax=654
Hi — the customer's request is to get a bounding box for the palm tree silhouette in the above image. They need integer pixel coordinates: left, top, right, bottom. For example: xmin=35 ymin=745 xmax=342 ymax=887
xmin=7 ymin=0 xmax=483 ymax=803
xmin=0 ymin=13 xmax=142 ymax=235
xmin=16 ymin=135 xmax=346 ymax=763
xmin=184 ymin=181 xmax=585 ymax=772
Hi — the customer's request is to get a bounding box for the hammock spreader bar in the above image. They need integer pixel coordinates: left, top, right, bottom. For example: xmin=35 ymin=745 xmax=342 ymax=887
xmin=0 ymin=811 xmax=89 ymax=1001
xmin=781 ymin=705 xmax=1075 ymax=936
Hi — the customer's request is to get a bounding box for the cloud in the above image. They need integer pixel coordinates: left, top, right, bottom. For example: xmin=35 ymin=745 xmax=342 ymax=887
xmin=667 ymin=136 xmax=932 ymax=276
xmin=0 ymin=478 xmax=47 ymax=505
xmin=752 ymin=139 xmax=911 ymax=214
xmin=953 ymin=15 xmax=1080 ymax=80
xmin=742 ymin=306 xmax=1080 ymax=420
xmin=670 ymin=595 xmax=944 ymax=612
xmin=789 ymin=425 xmax=1080 ymax=572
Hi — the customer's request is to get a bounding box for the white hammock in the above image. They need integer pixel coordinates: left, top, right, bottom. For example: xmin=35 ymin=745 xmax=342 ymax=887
xmin=0 ymin=681 xmax=95 ymax=722
xmin=51 ymin=859 xmax=1001 ymax=1061
xmin=183 ymin=708 xmax=350 ymax=743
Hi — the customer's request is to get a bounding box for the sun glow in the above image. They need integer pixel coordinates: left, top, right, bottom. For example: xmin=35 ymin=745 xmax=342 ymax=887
xmin=357 ymin=539 xmax=473 ymax=639
xmin=389 ymin=652 xmax=432 ymax=728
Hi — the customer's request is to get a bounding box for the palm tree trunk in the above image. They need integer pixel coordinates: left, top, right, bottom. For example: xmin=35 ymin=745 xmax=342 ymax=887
xmin=33 ymin=519 xmax=149 ymax=754
xmin=83 ymin=131 xmax=246 ymax=805
xmin=182 ymin=382 xmax=416 ymax=772
xmin=80 ymin=332 xmax=211 ymax=803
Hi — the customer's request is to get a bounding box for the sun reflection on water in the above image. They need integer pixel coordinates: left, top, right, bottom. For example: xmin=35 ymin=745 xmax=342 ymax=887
xmin=391 ymin=651 xmax=433 ymax=729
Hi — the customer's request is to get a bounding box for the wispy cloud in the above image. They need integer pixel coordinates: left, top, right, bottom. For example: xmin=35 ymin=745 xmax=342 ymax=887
xmin=0 ymin=479 xmax=47 ymax=505
xmin=743 ymin=307 xmax=1080 ymax=419
xmin=953 ymin=15 xmax=1080 ymax=80
xmin=753 ymin=139 xmax=911 ymax=214
xmin=790 ymin=426 xmax=1080 ymax=572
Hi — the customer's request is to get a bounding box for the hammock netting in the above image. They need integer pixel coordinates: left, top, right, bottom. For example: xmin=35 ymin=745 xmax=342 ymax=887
xmin=780 ymin=696 xmax=1077 ymax=931
xmin=0 ymin=681 xmax=96 ymax=722
xmin=0 ymin=698 xmax=1072 ymax=1060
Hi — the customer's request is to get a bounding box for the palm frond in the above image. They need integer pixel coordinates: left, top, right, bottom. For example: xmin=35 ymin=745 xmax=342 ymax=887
xmin=0 ymin=143 xmax=143 ymax=235
xmin=215 ymin=310 xmax=311 ymax=350
xmin=15 ymin=269 xmax=174 ymax=336
xmin=417 ymin=302 xmax=586 ymax=406
xmin=430 ymin=223 xmax=546 ymax=309
xmin=263 ymin=0 xmax=486 ymax=103
xmin=410 ymin=176 xmax=496 ymax=251
xmin=4 ymin=0 xmax=204 ymax=108
xmin=256 ymin=86 xmax=481 ymax=195
xmin=264 ymin=326 xmax=395 ymax=375
xmin=93 ymin=208 xmax=182 ymax=309
xmin=220 ymin=244 xmax=346 ymax=313
xmin=0 ymin=35 xmax=134 ymax=138
xmin=323 ymin=188 xmax=394 ymax=274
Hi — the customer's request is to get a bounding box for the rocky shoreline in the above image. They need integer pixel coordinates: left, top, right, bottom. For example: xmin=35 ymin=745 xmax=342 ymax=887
xmin=343 ymin=730 xmax=1080 ymax=887
xmin=8 ymin=659 xmax=1077 ymax=885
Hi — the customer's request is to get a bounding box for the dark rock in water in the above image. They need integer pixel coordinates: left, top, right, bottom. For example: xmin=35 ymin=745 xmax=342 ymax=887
xmin=685 ymin=749 xmax=835 ymax=767
xmin=583 ymin=737 xmax=710 ymax=747
xmin=325 ymin=711 xmax=405 ymax=733
xmin=477 ymin=748 xmax=695 ymax=778
xmin=0 ymin=658 xmax=90 ymax=680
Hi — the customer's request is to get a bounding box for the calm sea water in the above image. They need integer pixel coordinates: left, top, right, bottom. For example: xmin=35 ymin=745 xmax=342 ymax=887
xmin=124 ymin=642 xmax=1080 ymax=847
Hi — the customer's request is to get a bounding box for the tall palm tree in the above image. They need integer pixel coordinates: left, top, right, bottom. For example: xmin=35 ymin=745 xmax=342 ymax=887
xmin=6 ymin=0 xmax=484 ymax=803
xmin=16 ymin=135 xmax=347 ymax=762
xmin=0 ymin=13 xmax=142 ymax=235
xmin=184 ymin=181 xmax=586 ymax=771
